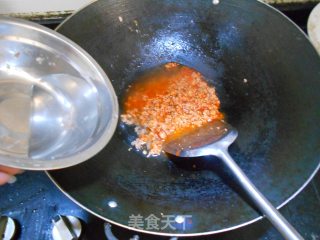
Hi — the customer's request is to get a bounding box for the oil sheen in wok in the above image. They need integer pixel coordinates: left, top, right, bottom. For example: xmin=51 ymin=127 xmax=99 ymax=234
xmin=121 ymin=62 xmax=223 ymax=157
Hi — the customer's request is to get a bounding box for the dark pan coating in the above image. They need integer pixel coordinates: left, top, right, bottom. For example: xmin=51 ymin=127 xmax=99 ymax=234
xmin=48 ymin=0 xmax=320 ymax=236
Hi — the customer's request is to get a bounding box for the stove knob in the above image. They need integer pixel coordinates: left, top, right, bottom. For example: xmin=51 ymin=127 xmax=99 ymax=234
xmin=129 ymin=235 xmax=140 ymax=240
xmin=52 ymin=215 xmax=82 ymax=240
xmin=0 ymin=216 xmax=16 ymax=240
xmin=104 ymin=223 xmax=118 ymax=240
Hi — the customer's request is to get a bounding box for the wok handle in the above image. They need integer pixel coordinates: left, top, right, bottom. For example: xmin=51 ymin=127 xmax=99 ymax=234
xmin=217 ymin=149 xmax=304 ymax=240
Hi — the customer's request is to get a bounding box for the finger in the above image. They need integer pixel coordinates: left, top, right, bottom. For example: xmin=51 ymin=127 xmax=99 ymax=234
xmin=0 ymin=172 xmax=11 ymax=185
xmin=0 ymin=165 xmax=23 ymax=175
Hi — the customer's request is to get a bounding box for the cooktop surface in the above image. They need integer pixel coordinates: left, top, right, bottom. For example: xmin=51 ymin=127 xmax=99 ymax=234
xmin=0 ymin=4 xmax=319 ymax=240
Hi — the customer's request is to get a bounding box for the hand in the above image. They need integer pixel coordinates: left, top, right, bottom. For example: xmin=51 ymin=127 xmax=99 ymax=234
xmin=0 ymin=165 xmax=23 ymax=185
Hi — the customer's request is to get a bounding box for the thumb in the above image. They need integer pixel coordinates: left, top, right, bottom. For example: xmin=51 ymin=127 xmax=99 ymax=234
xmin=0 ymin=172 xmax=12 ymax=185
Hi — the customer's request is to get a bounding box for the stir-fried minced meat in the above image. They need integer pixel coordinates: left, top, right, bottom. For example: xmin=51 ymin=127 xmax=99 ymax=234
xmin=121 ymin=62 xmax=223 ymax=157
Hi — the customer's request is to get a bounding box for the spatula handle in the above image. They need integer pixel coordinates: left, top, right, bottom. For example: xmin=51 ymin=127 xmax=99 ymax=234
xmin=217 ymin=149 xmax=304 ymax=240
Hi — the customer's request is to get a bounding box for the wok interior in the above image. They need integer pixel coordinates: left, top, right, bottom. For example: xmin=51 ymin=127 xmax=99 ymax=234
xmin=50 ymin=0 xmax=320 ymax=234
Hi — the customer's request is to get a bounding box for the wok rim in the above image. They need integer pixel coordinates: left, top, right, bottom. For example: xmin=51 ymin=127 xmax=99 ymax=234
xmin=46 ymin=164 xmax=320 ymax=237
xmin=47 ymin=0 xmax=320 ymax=237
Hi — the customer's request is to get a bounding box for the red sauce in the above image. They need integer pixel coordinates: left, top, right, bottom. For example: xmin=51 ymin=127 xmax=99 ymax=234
xmin=121 ymin=62 xmax=223 ymax=156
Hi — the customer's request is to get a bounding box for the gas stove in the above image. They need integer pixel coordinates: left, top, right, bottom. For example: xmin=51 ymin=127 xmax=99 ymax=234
xmin=1 ymin=4 xmax=320 ymax=240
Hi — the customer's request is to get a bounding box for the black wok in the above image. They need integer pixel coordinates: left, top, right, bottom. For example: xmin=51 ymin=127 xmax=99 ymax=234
xmin=48 ymin=0 xmax=320 ymax=236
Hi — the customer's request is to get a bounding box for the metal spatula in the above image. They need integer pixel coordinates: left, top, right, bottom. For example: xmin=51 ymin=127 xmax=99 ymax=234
xmin=163 ymin=119 xmax=303 ymax=240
